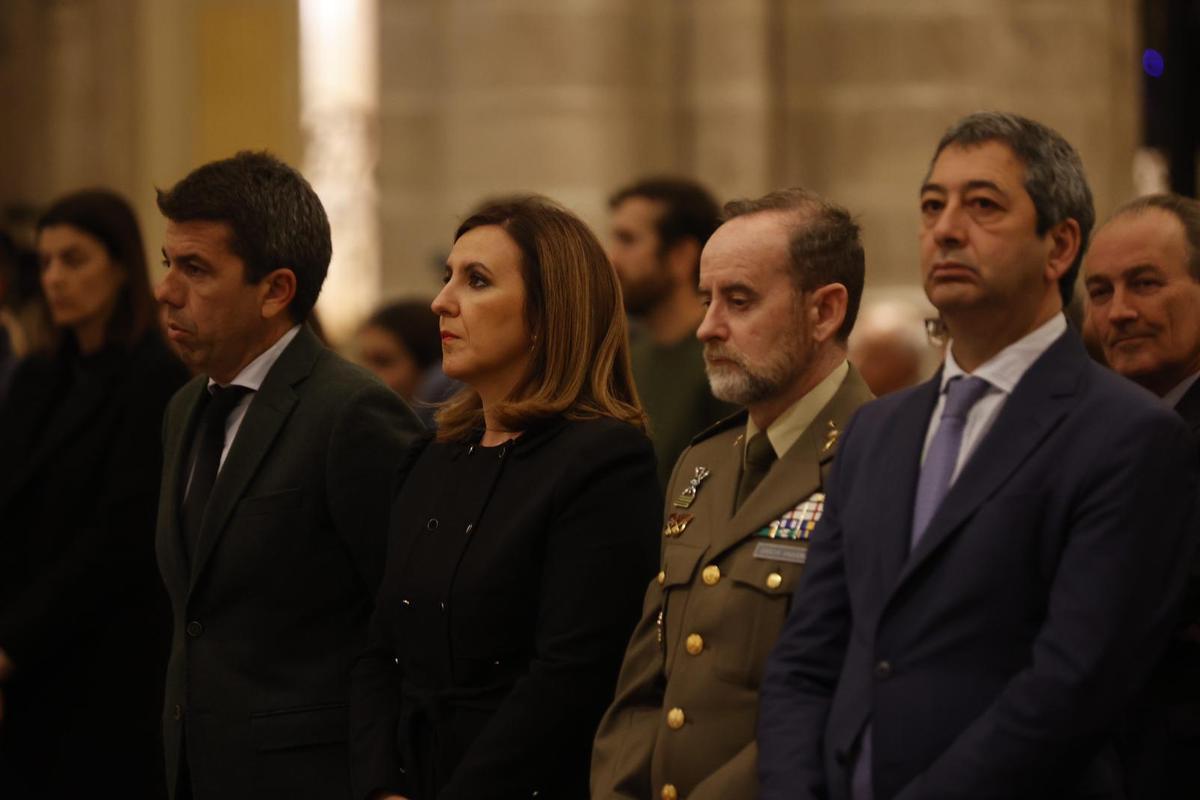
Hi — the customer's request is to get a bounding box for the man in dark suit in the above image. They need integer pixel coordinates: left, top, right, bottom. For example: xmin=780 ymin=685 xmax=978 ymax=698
xmin=1083 ymin=192 xmax=1200 ymax=798
xmin=758 ymin=112 xmax=1200 ymax=800
xmin=153 ymin=151 xmax=421 ymax=800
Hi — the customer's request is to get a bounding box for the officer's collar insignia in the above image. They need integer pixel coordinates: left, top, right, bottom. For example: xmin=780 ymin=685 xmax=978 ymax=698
xmin=754 ymin=492 xmax=826 ymax=540
xmin=673 ymin=466 xmax=711 ymax=509
xmin=663 ymin=513 xmax=694 ymax=538
xmin=821 ymin=421 xmax=839 ymax=455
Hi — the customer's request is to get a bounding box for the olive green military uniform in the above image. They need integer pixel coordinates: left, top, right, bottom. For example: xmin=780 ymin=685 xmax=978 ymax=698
xmin=591 ymin=364 xmax=872 ymax=800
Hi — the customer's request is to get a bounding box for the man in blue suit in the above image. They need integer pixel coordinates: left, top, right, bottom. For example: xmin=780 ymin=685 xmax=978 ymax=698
xmin=757 ymin=111 xmax=1200 ymax=800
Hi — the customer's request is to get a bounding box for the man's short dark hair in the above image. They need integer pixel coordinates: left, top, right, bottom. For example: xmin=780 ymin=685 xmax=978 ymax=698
xmin=723 ymin=187 xmax=865 ymax=342
xmin=929 ymin=111 xmax=1095 ymax=308
xmin=609 ymin=177 xmax=722 ymax=259
xmin=1108 ymin=193 xmax=1200 ymax=282
xmin=156 ymin=151 xmax=331 ymax=322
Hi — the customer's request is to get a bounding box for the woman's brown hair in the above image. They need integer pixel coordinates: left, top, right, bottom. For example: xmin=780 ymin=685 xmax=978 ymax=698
xmin=36 ymin=188 xmax=158 ymax=352
xmin=436 ymin=195 xmax=646 ymax=441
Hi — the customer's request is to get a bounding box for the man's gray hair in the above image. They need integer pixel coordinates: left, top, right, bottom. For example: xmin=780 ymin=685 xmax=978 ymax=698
xmin=929 ymin=111 xmax=1095 ymax=306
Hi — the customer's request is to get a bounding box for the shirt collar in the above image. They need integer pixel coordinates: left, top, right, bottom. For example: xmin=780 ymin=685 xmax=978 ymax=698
xmin=1164 ymin=371 xmax=1200 ymax=409
xmin=207 ymin=325 xmax=302 ymax=394
xmin=940 ymin=313 xmax=1067 ymax=396
xmin=746 ymin=360 xmax=849 ymax=459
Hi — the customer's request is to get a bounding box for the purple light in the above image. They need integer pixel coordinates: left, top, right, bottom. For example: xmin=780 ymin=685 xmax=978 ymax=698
xmin=1143 ymin=49 xmax=1165 ymax=78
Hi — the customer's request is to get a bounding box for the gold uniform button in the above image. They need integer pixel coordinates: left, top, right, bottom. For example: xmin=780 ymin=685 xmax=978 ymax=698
xmin=666 ymin=707 xmax=686 ymax=730
xmin=701 ymin=565 xmax=721 ymax=585
xmin=661 ymin=784 xmax=678 ymax=800
xmin=685 ymin=633 xmax=704 ymax=655
xmin=657 ymin=570 xmax=666 ymax=586
xmin=766 ymin=572 xmax=783 ymax=589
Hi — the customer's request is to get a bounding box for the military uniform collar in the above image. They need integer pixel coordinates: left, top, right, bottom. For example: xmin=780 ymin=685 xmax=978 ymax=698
xmin=745 ymin=360 xmax=849 ymax=460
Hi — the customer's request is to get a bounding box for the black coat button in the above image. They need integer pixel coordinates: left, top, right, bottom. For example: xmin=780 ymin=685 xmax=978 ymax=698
xmin=186 ymin=621 xmax=204 ymax=638
xmin=875 ymin=660 xmax=892 ymax=679
xmin=426 ymin=518 xmax=439 ymax=531
xmin=834 ymin=748 xmax=848 ymax=766
xmin=173 ymin=704 xmax=183 ymax=721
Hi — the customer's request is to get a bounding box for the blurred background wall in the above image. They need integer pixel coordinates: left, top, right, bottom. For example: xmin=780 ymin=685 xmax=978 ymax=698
xmin=1 ymin=0 xmax=1193 ymax=345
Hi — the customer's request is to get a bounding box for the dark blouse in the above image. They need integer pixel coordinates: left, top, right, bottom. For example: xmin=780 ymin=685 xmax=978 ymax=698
xmin=350 ymin=415 xmax=660 ymax=800
xmin=0 ymin=333 xmax=188 ymax=798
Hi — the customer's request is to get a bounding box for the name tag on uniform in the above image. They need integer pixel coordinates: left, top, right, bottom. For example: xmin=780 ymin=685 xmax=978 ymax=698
xmin=753 ymin=492 xmax=825 ymax=541
xmin=753 ymin=541 xmax=807 ymax=563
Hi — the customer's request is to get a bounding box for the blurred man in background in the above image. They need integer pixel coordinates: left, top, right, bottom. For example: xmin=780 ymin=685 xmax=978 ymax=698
xmin=1083 ymin=192 xmax=1200 ymax=800
xmin=608 ymin=177 xmax=736 ymax=488
xmin=848 ymin=298 xmax=940 ymax=396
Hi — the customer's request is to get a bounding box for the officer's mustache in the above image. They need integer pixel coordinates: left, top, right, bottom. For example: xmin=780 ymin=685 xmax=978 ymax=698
xmin=703 ymin=343 xmax=749 ymax=370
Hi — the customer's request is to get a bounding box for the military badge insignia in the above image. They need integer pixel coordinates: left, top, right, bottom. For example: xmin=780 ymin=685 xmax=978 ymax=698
xmin=754 ymin=492 xmax=826 ymax=540
xmin=821 ymin=421 xmax=839 ymax=455
xmin=672 ymin=466 xmax=711 ymax=508
xmin=663 ymin=513 xmax=693 ymax=538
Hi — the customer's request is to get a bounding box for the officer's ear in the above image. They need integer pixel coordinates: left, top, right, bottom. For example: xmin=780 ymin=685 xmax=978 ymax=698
xmin=808 ymin=282 xmax=848 ymax=344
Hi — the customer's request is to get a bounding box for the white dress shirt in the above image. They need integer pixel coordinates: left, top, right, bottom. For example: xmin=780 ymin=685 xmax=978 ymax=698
xmin=921 ymin=313 xmax=1067 ymax=482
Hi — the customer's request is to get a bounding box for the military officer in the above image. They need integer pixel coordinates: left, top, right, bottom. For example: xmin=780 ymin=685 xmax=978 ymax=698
xmin=591 ymin=187 xmax=873 ymax=800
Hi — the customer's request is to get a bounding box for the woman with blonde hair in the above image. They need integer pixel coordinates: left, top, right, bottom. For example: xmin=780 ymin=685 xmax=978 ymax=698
xmin=350 ymin=196 xmax=661 ymax=800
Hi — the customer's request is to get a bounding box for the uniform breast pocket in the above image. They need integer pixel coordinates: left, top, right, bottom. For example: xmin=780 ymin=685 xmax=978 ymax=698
xmin=712 ymin=549 xmax=804 ymax=687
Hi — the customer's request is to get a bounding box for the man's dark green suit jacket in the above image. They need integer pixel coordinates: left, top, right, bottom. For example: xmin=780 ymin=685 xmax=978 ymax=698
xmin=155 ymin=324 xmax=422 ymax=800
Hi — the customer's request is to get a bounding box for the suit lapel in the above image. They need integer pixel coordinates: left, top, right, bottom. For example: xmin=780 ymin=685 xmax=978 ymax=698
xmin=711 ymin=366 xmax=873 ymax=557
xmin=890 ymin=331 xmax=1085 ymax=596
xmin=1173 ymin=375 xmax=1200 ymax=441
xmin=157 ymin=378 xmax=208 ymax=600
xmin=875 ymin=377 xmax=941 ymax=594
xmin=187 ymin=326 xmax=323 ymax=593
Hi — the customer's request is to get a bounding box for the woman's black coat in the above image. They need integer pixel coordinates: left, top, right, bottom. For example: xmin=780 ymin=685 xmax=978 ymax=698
xmin=0 ymin=333 xmax=188 ymax=799
xmin=350 ymin=415 xmax=661 ymax=800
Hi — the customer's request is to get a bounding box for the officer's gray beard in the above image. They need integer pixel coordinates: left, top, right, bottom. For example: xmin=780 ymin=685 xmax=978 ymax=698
xmin=704 ymin=330 xmax=813 ymax=408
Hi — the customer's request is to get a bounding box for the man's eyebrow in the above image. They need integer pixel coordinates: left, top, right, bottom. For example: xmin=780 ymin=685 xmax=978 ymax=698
xmin=162 ymin=248 xmax=212 ymax=268
xmin=919 ymin=180 xmax=1007 ymax=195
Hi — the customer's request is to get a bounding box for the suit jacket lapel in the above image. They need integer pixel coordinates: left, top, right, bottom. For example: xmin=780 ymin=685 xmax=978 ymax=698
xmin=1173 ymin=375 xmax=1200 ymax=441
xmin=875 ymin=377 xmax=941 ymax=595
xmin=891 ymin=330 xmax=1085 ymax=595
xmin=157 ymin=378 xmax=208 ymax=600
xmin=187 ymin=326 xmax=323 ymax=593
xmin=712 ymin=366 xmax=873 ymax=557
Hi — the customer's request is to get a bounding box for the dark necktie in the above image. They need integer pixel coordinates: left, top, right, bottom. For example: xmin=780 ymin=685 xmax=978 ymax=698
xmin=735 ymin=432 xmax=776 ymax=510
xmin=181 ymin=385 xmax=252 ymax=561
xmin=910 ymin=375 xmax=992 ymax=549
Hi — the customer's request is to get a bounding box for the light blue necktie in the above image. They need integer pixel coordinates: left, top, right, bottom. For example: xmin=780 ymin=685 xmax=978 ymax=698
xmin=910 ymin=375 xmax=991 ymax=549
xmin=850 ymin=375 xmax=991 ymax=800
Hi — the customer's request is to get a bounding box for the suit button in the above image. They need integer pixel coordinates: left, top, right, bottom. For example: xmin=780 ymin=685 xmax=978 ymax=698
xmin=701 ymin=565 xmax=721 ymax=586
xmin=661 ymin=784 xmax=678 ymax=800
xmin=666 ymin=707 xmax=685 ymax=730
xmin=186 ymin=621 xmax=204 ymax=638
xmin=173 ymin=704 xmax=183 ymax=721
xmin=834 ymin=748 xmax=848 ymax=766
xmin=426 ymin=518 xmax=439 ymax=531
xmin=875 ymin=660 xmax=892 ymax=679
xmin=766 ymin=572 xmax=783 ymax=589
xmin=656 ymin=570 xmax=666 ymax=586
xmin=685 ymin=633 xmax=704 ymax=656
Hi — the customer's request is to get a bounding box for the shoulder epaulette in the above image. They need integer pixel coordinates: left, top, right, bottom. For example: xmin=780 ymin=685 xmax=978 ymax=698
xmin=689 ymin=408 xmax=749 ymax=446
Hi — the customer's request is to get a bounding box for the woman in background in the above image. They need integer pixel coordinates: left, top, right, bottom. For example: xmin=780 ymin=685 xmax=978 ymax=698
xmin=358 ymin=299 xmax=458 ymax=428
xmin=0 ymin=189 xmax=187 ymax=799
xmin=350 ymin=196 xmax=660 ymax=799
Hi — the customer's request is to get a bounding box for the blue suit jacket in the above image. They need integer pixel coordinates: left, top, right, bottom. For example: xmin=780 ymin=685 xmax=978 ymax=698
xmin=758 ymin=328 xmax=1199 ymax=800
